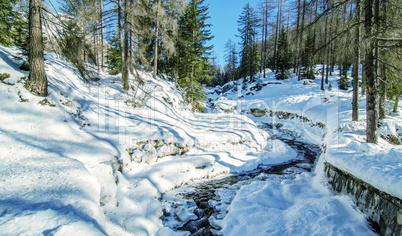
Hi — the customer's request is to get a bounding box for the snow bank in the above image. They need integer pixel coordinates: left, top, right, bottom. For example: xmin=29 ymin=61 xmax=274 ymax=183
xmin=0 ymin=45 xmax=277 ymax=234
xmin=218 ymin=173 xmax=375 ymax=236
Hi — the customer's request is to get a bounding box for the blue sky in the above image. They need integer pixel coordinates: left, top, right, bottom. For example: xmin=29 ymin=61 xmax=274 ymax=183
xmin=204 ymin=0 xmax=261 ymax=66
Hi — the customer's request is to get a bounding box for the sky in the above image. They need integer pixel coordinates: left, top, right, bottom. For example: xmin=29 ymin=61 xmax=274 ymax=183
xmin=204 ymin=0 xmax=261 ymax=66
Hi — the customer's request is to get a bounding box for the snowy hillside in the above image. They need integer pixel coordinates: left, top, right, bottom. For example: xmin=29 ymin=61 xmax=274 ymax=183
xmin=1 ymin=44 xmax=401 ymax=235
xmin=207 ymin=69 xmax=402 ymax=200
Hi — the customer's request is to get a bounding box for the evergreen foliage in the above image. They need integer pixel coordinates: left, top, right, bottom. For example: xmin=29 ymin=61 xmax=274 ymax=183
xmin=0 ymin=0 xmax=27 ymax=49
xmin=106 ymin=33 xmax=121 ymax=75
xmin=301 ymin=33 xmax=315 ymax=80
xmin=338 ymin=59 xmax=350 ymax=90
xmin=176 ymin=0 xmax=213 ymax=111
xmin=275 ymin=27 xmax=292 ymax=80
xmin=238 ymin=3 xmax=259 ymax=82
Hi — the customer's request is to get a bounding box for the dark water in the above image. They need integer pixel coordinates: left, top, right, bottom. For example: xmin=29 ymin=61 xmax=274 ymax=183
xmin=160 ymin=126 xmax=322 ymax=235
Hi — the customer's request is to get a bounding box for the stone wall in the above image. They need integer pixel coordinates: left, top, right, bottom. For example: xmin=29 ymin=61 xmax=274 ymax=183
xmin=325 ymin=162 xmax=402 ymax=236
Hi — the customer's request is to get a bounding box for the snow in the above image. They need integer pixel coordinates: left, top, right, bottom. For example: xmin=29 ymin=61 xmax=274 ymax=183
xmin=219 ymin=172 xmax=376 ymax=236
xmin=0 ymin=45 xmax=400 ymax=235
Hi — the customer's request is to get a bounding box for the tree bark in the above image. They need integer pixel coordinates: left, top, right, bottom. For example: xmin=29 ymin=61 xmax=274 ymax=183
xmin=352 ymin=0 xmax=361 ymax=121
xmin=365 ymin=0 xmax=378 ymax=143
xmin=297 ymin=0 xmax=306 ymax=81
xmin=153 ymin=0 xmax=160 ymax=79
xmin=121 ymin=0 xmax=129 ymax=90
xmin=100 ymin=0 xmax=104 ymax=72
xmin=26 ymin=0 xmax=47 ymax=97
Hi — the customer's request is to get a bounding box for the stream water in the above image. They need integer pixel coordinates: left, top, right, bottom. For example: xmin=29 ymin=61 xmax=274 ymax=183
xmin=160 ymin=125 xmax=322 ymax=235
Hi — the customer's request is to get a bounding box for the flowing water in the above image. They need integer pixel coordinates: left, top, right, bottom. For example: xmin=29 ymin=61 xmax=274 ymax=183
xmin=160 ymin=126 xmax=322 ymax=235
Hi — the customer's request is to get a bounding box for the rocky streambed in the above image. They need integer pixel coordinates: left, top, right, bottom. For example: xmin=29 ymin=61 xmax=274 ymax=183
xmin=160 ymin=126 xmax=322 ymax=235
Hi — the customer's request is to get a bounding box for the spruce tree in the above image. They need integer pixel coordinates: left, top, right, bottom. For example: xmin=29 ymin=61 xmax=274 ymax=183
xmin=275 ymin=27 xmax=292 ymax=80
xmin=301 ymin=33 xmax=315 ymax=79
xmin=176 ymin=0 xmax=213 ymax=111
xmin=238 ymin=3 xmax=259 ymax=82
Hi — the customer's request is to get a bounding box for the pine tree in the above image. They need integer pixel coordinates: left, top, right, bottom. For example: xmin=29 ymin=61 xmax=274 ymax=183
xmin=176 ymin=0 xmax=213 ymax=111
xmin=0 ymin=0 xmax=22 ymax=46
xmin=238 ymin=3 xmax=259 ymax=82
xmin=106 ymin=32 xmax=122 ymax=75
xmin=301 ymin=32 xmax=315 ymax=79
xmin=275 ymin=27 xmax=292 ymax=80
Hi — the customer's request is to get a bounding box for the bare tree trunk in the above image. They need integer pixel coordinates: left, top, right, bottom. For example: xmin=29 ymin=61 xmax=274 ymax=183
xmin=121 ymin=0 xmax=129 ymax=90
xmin=321 ymin=4 xmax=329 ymax=91
xmin=293 ymin=0 xmax=301 ymax=74
xmin=100 ymin=0 xmax=104 ymax=72
xmin=153 ymin=0 xmax=160 ymax=79
xmin=352 ymin=0 xmax=361 ymax=121
xmin=118 ymin=0 xmax=124 ymax=75
xmin=297 ymin=0 xmax=306 ymax=80
xmin=26 ymin=0 xmax=47 ymax=97
xmin=263 ymin=2 xmax=268 ymax=78
xmin=365 ymin=0 xmax=378 ymax=143
xmin=273 ymin=1 xmax=280 ymax=72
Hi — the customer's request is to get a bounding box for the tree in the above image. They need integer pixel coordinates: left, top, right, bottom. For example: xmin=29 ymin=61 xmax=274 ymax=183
xmin=238 ymin=3 xmax=259 ymax=82
xmin=224 ymin=39 xmax=238 ymax=81
xmin=301 ymin=32 xmax=315 ymax=79
xmin=176 ymin=0 xmax=213 ymax=111
xmin=352 ymin=0 xmax=361 ymax=121
xmin=25 ymin=0 xmax=47 ymax=97
xmin=0 ymin=0 xmax=22 ymax=46
xmin=364 ymin=0 xmax=378 ymax=143
xmin=275 ymin=27 xmax=292 ymax=80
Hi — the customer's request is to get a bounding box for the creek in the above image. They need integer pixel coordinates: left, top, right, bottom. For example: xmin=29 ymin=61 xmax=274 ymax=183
xmin=160 ymin=125 xmax=322 ymax=235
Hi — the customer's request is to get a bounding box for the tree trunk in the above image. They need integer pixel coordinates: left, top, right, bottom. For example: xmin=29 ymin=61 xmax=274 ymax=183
xmin=153 ymin=0 xmax=160 ymax=79
xmin=100 ymin=0 xmax=104 ymax=72
xmin=293 ymin=0 xmax=301 ymax=74
xmin=352 ymin=0 xmax=361 ymax=121
xmin=121 ymin=0 xmax=129 ymax=90
xmin=118 ymin=0 xmax=125 ymax=77
xmin=273 ymin=2 xmax=280 ymax=72
xmin=297 ymin=0 xmax=306 ymax=81
xmin=365 ymin=0 xmax=378 ymax=144
xmin=26 ymin=0 xmax=47 ymax=97
xmin=393 ymin=94 xmax=399 ymax=113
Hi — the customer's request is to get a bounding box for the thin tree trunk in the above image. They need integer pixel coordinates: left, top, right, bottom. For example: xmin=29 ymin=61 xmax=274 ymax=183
xmin=153 ymin=0 xmax=160 ymax=79
xmin=293 ymin=0 xmax=301 ymax=74
xmin=263 ymin=3 xmax=268 ymax=78
xmin=379 ymin=65 xmax=387 ymax=119
xmin=100 ymin=0 xmax=104 ymax=72
xmin=352 ymin=0 xmax=361 ymax=121
xmin=298 ymin=0 xmax=306 ymax=80
xmin=118 ymin=0 xmax=124 ymax=74
xmin=393 ymin=94 xmax=399 ymax=113
xmin=26 ymin=0 xmax=47 ymax=97
xmin=122 ymin=0 xmax=129 ymax=90
xmin=273 ymin=1 xmax=280 ymax=72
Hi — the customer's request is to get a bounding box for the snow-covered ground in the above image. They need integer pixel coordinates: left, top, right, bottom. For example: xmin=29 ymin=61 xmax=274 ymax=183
xmin=0 ymin=45 xmax=400 ymax=235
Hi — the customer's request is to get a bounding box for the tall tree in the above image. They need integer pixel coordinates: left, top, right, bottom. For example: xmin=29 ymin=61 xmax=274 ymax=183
xmin=364 ymin=0 xmax=378 ymax=143
xmin=238 ymin=3 xmax=259 ymax=82
xmin=224 ymin=39 xmax=238 ymax=81
xmin=25 ymin=0 xmax=47 ymax=96
xmin=352 ymin=0 xmax=361 ymax=121
xmin=275 ymin=26 xmax=292 ymax=80
xmin=176 ymin=0 xmax=213 ymax=111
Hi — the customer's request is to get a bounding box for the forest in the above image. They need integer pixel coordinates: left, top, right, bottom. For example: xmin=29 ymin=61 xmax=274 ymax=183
xmin=1 ymin=0 xmax=401 ymax=145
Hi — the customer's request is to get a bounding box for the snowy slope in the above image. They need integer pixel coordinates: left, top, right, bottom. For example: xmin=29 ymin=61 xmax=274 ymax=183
xmin=1 ymin=43 xmax=400 ymax=235
xmin=208 ymin=68 xmax=402 ymax=199
xmin=0 ymin=46 xmax=288 ymax=235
